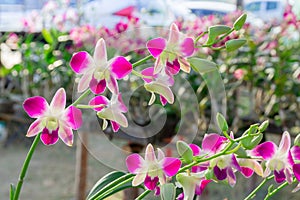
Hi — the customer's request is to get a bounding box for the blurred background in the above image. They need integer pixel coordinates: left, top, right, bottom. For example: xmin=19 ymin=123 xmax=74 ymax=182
xmin=0 ymin=0 xmax=300 ymax=199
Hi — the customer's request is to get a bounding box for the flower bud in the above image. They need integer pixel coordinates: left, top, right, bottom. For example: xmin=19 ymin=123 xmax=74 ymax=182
xmin=233 ymin=13 xmax=247 ymax=31
xmin=176 ymin=141 xmax=193 ymax=164
xmin=241 ymin=134 xmax=263 ymax=150
xmin=216 ymin=112 xmax=228 ymax=132
xmin=259 ymin=120 xmax=269 ymax=132
xmin=225 ymin=39 xmax=246 ymax=52
xmin=206 ymin=25 xmax=231 ymax=45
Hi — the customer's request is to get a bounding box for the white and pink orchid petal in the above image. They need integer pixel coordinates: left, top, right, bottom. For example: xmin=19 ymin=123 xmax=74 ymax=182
xmin=23 ymin=96 xmax=48 ymax=118
xmin=117 ymin=93 xmax=128 ymax=112
xmin=177 ymin=173 xmax=197 ymax=200
xmin=106 ymin=75 xmax=119 ymax=94
xmin=251 ymin=141 xmax=277 ymax=159
xmin=168 ymin=23 xmax=180 ymax=45
xmin=50 ymin=88 xmax=66 ymax=113
xmin=89 ymin=77 xmax=106 ymax=94
xmin=70 ymin=51 xmax=94 ymax=74
xmin=274 ymin=169 xmax=286 ymax=183
xmin=291 ymin=146 xmax=300 ymax=161
xmin=231 ymin=155 xmax=241 ymax=171
xmin=293 ymin=163 xmax=300 ymax=181
xmin=141 ymin=67 xmax=155 ymax=83
xmin=154 ymin=57 xmax=164 ymax=74
xmin=181 ymin=37 xmax=194 ymax=57
xmin=145 ymin=144 xmax=156 ymax=162
xmin=195 ymin=179 xmax=211 ymax=196
xmin=178 ymin=57 xmax=191 ymax=73
xmin=110 ymin=56 xmax=132 ymax=79
xmin=97 ymin=109 xmax=128 ymax=128
xmin=64 ymin=106 xmax=82 ymax=130
xmin=162 ymin=157 xmax=181 ymax=177
xmin=159 ymin=95 xmax=167 ymax=106
xmin=78 ymin=72 xmax=93 ymax=93
xmin=278 ymin=131 xmax=291 ymax=155
xmin=89 ymin=96 xmax=109 ymax=111
xmin=157 ymin=148 xmax=165 ymax=161
xmin=40 ymin=128 xmax=59 ymax=146
xmin=292 ymin=183 xmax=300 ymax=193
xmin=166 ymin=60 xmax=180 ymax=75
xmin=202 ymin=133 xmax=225 ymax=153
xmin=26 ymin=119 xmax=44 ymax=137
xmin=144 ymin=82 xmax=174 ymax=104
xmin=111 ymin=121 xmax=120 ymax=132
xmin=285 ymin=167 xmax=293 ymax=184
xmin=263 ymin=167 xmax=271 ymax=178
xmin=126 ymin=153 xmax=144 ymax=174
xmin=132 ymin=172 xmax=147 ymax=187
xmin=241 ymin=167 xmax=254 ymax=178
xmin=189 ymin=144 xmax=201 ymax=156
xmin=93 ymin=38 xmax=107 ymax=64
xmin=147 ymin=38 xmax=167 ymax=58
xmin=227 ymin=167 xmax=236 ymax=187
xmin=58 ymin=124 xmax=74 ymax=146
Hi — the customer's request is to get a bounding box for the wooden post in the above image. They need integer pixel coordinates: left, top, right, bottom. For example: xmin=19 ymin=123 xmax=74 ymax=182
xmin=75 ymin=132 xmax=88 ymax=200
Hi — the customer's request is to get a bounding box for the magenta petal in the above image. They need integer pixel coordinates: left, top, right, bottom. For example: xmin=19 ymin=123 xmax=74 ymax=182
xmin=202 ymin=133 xmax=225 ymax=153
xmin=141 ymin=67 xmax=155 ymax=83
xmin=293 ymin=164 xmax=300 ymax=181
xmin=251 ymin=141 xmax=276 ymax=159
xmin=160 ymin=95 xmax=167 ymax=106
xmin=23 ymin=96 xmax=48 ymax=118
xmin=274 ymin=169 xmax=286 ymax=183
xmin=144 ymin=175 xmax=159 ymax=190
xmin=59 ymin=125 xmax=74 ymax=146
xmin=195 ymin=180 xmax=211 ymax=195
xmin=126 ymin=153 xmax=144 ymax=173
xmin=231 ymin=155 xmax=241 ymax=171
xmin=70 ymin=51 xmax=93 ymax=74
xmin=291 ymin=146 xmax=300 ymax=161
xmin=89 ymin=78 xmax=106 ymax=94
xmin=162 ymin=157 xmax=181 ymax=176
xmin=40 ymin=128 xmax=59 ymax=145
xmin=214 ymin=166 xmax=227 ymax=180
xmin=146 ymin=38 xmax=167 ymax=58
xmin=110 ymin=56 xmax=132 ymax=79
xmin=241 ymin=167 xmax=254 ymax=178
xmin=166 ymin=60 xmax=180 ymax=75
xmin=89 ymin=96 xmax=109 ymax=111
xmin=107 ymin=76 xmax=119 ymax=94
xmin=189 ymin=144 xmax=201 ymax=156
xmin=111 ymin=121 xmax=120 ymax=132
xmin=181 ymin=37 xmax=194 ymax=57
xmin=64 ymin=106 xmax=82 ymax=130
xmin=227 ymin=167 xmax=236 ymax=187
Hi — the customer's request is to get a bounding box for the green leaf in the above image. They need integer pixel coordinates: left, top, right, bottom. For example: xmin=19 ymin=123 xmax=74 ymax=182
xmin=42 ymin=29 xmax=54 ymax=44
xmin=225 ymin=39 xmax=247 ymax=52
xmin=160 ymin=183 xmax=176 ymax=200
xmin=10 ymin=183 xmax=15 ymax=200
xmin=176 ymin=141 xmax=193 ymax=164
xmin=233 ymin=14 xmax=247 ymax=31
xmin=206 ymin=25 xmax=231 ymax=45
xmin=216 ymin=112 xmax=228 ymax=132
xmin=87 ymin=171 xmax=134 ymax=200
xmin=188 ymin=57 xmax=217 ymax=74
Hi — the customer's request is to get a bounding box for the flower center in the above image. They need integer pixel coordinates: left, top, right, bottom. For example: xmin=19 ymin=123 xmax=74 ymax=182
xmin=268 ymin=159 xmax=285 ymax=171
xmin=44 ymin=117 xmax=59 ymax=132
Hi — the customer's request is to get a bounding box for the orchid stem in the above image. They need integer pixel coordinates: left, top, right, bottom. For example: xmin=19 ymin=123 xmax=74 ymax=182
xmin=264 ymin=178 xmax=296 ymax=200
xmin=244 ymin=175 xmax=274 ymax=200
xmin=13 ymin=133 xmax=41 ymax=200
xmin=135 ymin=190 xmax=151 ymax=200
xmin=132 ymin=55 xmax=153 ymax=68
xmin=71 ymin=89 xmax=91 ymax=107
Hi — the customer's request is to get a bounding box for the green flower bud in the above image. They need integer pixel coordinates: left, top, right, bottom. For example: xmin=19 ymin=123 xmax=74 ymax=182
xmin=176 ymin=141 xmax=193 ymax=164
xmin=241 ymin=134 xmax=263 ymax=150
xmin=206 ymin=25 xmax=231 ymax=45
xmin=259 ymin=120 xmax=269 ymax=132
xmin=233 ymin=13 xmax=247 ymax=31
xmin=216 ymin=112 xmax=228 ymax=132
xmin=225 ymin=39 xmax=247 ymax=52
xmin=294 ymin=134 xmax=300 ymax=147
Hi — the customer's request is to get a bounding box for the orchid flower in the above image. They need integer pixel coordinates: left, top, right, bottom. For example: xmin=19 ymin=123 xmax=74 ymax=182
xmin=89 ymin=93 xmax=128 ymax=132
xmin=147 ymin=23 xmax=194 ymax=75
xmin=70 ymin=38 xmax=132 ymax=94
xmin=176 ymin=171 xmax=211 ymax=200
xmin=251 ymin=131 xmax=294 ymax=183
xmin=126 ymin=144 xmax=181 ymax=193
xmin=141 ymin=67 xmax=174 ymax=106
xmin=23 ymin=88 xmax=82 ymax=146
xmin=290 ymin=145 xmax=300 ymax=192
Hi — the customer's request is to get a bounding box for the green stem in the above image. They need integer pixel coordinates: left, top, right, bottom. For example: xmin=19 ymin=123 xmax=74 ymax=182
xmin=71 ymin=89 xmax=91 ymax=106
xmin=13 ymin=133 xmax=41 ymax=200
xmin=194 ymin=31 xmax=208 ymax=44
xmin=244 ymin=175 xmax=274 ymax=200
xmin=131 ymin=69 xmax=153 ymax=79
xmin=264 ymin=178 xmax=296 ymax=200
xmin=132 ymin=55 xmax=153 ymax=68
xmin=135 ymin=190 xmax=151 ymax=200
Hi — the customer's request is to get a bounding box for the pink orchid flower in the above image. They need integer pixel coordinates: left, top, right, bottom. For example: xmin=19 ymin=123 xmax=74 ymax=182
xmin=89 ymin=93 xmax=128 ymax=132
xmin=146 ymin=23 xmax=194 ymax=75
xmin=251 ymin=131 xmax=294 ymax=183
xmin=176 ymin=171 xmax=211 ymax=200
xmin=291 ymin=145 xmax=300 ymax=192
xmin=23 ymin=88 xmax=82 ymax=146
xmin=141 ymin=67 xmax=175 ymax=106
xmin=126 ymin=144 xmax=181 ymax=192
xmin=70 ymin=38 xmax=132 ymax=94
